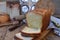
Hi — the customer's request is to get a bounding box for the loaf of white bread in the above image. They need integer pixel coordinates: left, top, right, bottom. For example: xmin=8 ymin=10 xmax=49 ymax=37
xmin=21 ymin=9 xmax=52 ymax=37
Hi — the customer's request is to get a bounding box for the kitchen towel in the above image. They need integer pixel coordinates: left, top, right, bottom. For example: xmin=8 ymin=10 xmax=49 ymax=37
xmin=48 ymin=16 xmax=60 ymax=36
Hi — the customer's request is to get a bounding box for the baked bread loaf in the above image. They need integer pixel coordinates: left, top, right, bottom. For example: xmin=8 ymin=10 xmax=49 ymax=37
xmin=21 ymin=9 xmax=51 ymax=37
xmin=15 ymin=33 xmax=33 ymax=40
xmin=0 ymin=13 xmax=10 ymax=24
xmin=27 ymin=9 xmax=51 ymax=31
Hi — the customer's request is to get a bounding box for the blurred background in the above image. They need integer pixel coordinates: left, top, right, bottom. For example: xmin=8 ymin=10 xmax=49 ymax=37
xmin=0 ymin=0 xmax=60 ymax=15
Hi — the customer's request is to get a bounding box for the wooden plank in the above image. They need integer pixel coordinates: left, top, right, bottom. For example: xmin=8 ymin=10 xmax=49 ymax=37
xmin=4 ymin=26 xmax=21 ymax=40
xmin=0 ymin=25 xmax=59 ymax=40
xmin=0 ymin=21 xmax=19 ymax=27
xmin=45 ymin=31 xmax=60 ymax=40
xmin=0 ymin=26 xmax=8 ymax=40
xmin=40 ymin=29 xmax=51 ymax=39
xmin=32 ymin=29 xmax=51 ymax=40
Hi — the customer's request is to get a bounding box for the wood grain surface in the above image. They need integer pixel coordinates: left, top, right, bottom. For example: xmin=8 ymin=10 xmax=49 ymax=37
xmin=0 ymin=24 xmax=60 ymax=40
xmin=0 ymin=15 xmax=60 ymax=40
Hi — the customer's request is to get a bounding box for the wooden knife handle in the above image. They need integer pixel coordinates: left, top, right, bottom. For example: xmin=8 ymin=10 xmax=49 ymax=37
xmin=0 ymin=21 xmax=19 ymax=27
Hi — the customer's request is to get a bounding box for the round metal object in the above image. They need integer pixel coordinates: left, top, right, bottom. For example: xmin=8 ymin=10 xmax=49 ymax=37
xmin=22 ymin=5 xmax=29 ymax=14
xmin=31 ymin=0 xmax=39 ymax=3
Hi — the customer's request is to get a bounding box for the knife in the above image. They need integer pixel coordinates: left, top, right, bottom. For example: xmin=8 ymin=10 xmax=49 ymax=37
xmin=9 ymin=15 xmax=26 ymax=31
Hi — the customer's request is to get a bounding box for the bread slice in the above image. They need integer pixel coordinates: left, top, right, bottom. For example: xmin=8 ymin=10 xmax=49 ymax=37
xmin=15 ymin=33 xmax=33 ymax=40
xmin=21 ymin=26 xmax=40 ymax=37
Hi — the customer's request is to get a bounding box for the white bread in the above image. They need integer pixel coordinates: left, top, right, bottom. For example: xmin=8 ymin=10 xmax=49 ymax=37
xmin=26 ymin=12 xmax=42 ymax=29
xmin=21 ymin=9 xmax=51 ymax=37
xmin=22 ymin=27 xmax=40 ymax=33
xmin=26 ymin=9 xmax=51 ymax=32
xmin=21 ymin=26 xmax=40 ymax=37
xmin=15 ymin=33 xmax=33 ymax=40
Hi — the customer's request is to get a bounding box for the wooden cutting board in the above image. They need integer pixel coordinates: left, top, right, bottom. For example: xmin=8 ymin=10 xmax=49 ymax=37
xmin=32 ymin=29 xmax=51 ymax=40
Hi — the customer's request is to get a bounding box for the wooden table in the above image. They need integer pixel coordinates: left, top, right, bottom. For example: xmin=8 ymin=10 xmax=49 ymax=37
xmin=0 ymin=25 xmax=60 ymax=40
xmin=0 ymin=15 xmax=60 ymax=40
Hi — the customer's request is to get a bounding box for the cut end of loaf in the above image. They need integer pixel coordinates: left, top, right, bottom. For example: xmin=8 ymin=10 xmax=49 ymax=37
xmin=26 ymin=12 xmax=42 ymax=29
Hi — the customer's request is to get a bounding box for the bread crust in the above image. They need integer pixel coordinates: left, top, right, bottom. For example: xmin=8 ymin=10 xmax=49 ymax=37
xmin=21 ymin=9 xmax=51 ymax=37
xmin=21 ymin=31 xmax=40 ymax=37
xmin=26 ymin=9 xmax=51 ymax=32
